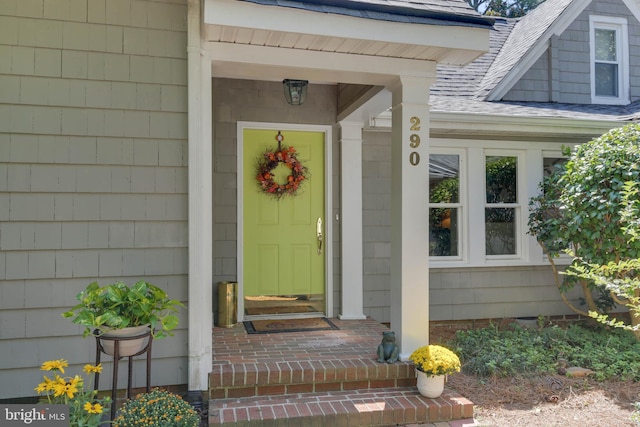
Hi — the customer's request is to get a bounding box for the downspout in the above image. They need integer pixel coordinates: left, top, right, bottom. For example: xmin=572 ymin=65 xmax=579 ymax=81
xmin=187 ymin=0 xmax=213 ymax=402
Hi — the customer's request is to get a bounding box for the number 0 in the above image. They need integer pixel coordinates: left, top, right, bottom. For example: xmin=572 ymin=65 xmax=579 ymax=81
xmin=409 ymin=152 xmax=420 ymax=165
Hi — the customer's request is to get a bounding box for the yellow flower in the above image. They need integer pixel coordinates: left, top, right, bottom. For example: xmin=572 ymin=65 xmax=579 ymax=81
xmin=41 ymin=359 xmax=68 ymax=373
xmin=34 ymin=376 xmax=55 ymax=394
xmin=52 ymin=382 xmax=65 ymax=398
xmin=83 ymin=402 xmax=104 ymax=414
xmin=35 ymin=381 xmax=48 ymax=394
xmin=34 ymin=357 xmax=110 ymax=427
xmin=69 ymin=375 xmax=83 ymax=389
xmin=53 ymin=380 xmax=78 ymax=399
xmin=83 ymin=363 xmax=102 ymax=374
xmin=409 ymin=344 xmax=461 ymax=376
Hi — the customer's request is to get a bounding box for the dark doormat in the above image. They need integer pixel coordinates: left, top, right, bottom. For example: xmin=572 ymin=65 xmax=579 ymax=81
xmin=243 ymin=317 xmax=339 ymax=334
xmin=244 ymin=305 xmax=319 ymax=315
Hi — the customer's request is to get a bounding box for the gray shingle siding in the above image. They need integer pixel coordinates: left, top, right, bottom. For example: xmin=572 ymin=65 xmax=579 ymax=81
xmin=503 ymin=54 xmax=550 ymax=102
xmin=430 ymin=267 xmax=584 ymax=321
xmin=0 ymin=0 xmax=189 ymax=399
xmin=362 ymin=131 xmax=391 ymax=322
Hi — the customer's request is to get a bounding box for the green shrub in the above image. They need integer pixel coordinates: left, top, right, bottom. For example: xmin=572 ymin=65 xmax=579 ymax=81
xmin=453 ymin=323 xmax=640 ymax=381
xmin=528 ymin=123 xmax=640 ymax=321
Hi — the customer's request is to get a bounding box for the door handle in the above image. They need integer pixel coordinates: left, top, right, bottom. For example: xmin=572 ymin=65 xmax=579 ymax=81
xmin=316 ymin=217 xmax=323 ymax=255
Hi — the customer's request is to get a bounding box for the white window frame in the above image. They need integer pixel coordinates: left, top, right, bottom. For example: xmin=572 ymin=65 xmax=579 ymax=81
xmin=589 ymin=15 xmax=629 ymax=105
xmin=428 ymin=149 xmax=466 ymax=263
xmin=483 ymin=150 xmax=524 ymax=261
xmin=427 ymin=141 xmax=576 ymax=268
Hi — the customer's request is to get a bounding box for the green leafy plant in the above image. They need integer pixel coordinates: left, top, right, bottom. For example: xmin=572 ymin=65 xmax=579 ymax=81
xmin=113 ymin=388 xmax=199 ymax=427
xmin=35 ymin=358 xmax=110 ymax=427
xmin=528 ymin=123 xmax=640 ymax=329
xmin=62 ymin=280 xmax=184 ymax=339
xmin=453 ymin=322 xmax=640 ymax=381
xmin=409 ymin=344 xmax=461 ymax=376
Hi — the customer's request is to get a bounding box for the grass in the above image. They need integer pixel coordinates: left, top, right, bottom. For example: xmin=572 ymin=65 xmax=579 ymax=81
xmin=451 ymin=321 xmax=640 ymax=381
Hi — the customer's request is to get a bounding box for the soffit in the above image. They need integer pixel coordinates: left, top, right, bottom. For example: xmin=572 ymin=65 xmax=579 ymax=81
xmin=204 ymin=24 xmax=486 ymax=66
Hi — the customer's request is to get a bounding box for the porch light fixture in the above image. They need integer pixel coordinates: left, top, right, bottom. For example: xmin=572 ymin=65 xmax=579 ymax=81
xmin=283 ymin=79 xmax=308 ymax=106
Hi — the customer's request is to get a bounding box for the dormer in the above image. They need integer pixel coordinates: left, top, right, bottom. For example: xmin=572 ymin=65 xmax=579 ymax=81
xmin=479 ymin=0 xmax=640 ymax=106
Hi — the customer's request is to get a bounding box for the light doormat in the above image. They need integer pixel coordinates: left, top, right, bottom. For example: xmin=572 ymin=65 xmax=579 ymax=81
xmin=244 ymin=305 xmax=319 ymax=316
xmin=243 ymin=317 xmax=339 ymax=334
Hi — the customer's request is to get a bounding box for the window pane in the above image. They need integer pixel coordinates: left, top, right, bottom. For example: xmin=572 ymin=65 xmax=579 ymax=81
xmin=595 ymin=28 xmax=616 ymax=61
xmin=485 ymin=208 xmax=516 ymax=255
xmin=429 ymin=154 xmax=459 ymax=203
xmin=429 ymin=208 xmax=459 ymax=256
xmin=485 ymin=156 xmax=517 ymax=203
xmin=543 ymin=157 xmax=566 ymax=176
xmin=595 ymin=62 xmax=618 ymax=96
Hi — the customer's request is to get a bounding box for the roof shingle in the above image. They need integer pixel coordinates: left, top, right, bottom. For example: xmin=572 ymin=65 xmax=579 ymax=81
xmin=431 ymin=17 xmax=515 ymax=97
xmin=239 ymin=0 xmax=494 ymax=27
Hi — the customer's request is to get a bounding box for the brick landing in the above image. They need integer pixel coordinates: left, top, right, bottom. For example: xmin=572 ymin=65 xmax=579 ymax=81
xmin=210 ymin=318 xmax=474 ymax=426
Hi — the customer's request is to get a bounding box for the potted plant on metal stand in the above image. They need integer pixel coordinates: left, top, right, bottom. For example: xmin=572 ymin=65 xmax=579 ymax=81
xmin=62 ymin=280 xmax=183 ymax=356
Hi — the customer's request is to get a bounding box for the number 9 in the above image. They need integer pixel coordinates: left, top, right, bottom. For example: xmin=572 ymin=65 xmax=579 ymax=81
xmin=410 ymin=134 xmax=420 ymax=148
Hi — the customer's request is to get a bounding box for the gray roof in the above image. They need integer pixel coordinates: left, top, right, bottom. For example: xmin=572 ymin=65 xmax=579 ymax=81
xmin=431 ymin=17 xmax=516 ymax=97
xmin=239 ymin=0 xmax=494 ymax=27
xmin=431 ymin=0 xmax=640 ymax=122
xmin=431 ymin=96 xmax=640 ymax=121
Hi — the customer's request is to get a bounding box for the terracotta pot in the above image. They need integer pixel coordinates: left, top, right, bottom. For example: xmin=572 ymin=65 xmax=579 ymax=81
xmin=100 ymin=325 xmax=150 ymax=357
xmin=416 ymin=370 xmax=445 ymax=398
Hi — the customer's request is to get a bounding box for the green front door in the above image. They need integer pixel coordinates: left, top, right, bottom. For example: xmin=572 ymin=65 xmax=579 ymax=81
xmin=243 ymin=128 xmax=325 ymax=313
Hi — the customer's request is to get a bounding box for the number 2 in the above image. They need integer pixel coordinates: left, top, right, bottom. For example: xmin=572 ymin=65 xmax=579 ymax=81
xmin=410 ymin=117 xmax=421 ymax=131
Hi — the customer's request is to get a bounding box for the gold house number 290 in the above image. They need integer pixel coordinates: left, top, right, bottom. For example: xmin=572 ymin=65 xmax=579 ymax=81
xmin=409 ymin=116 xmax=421 ymax=166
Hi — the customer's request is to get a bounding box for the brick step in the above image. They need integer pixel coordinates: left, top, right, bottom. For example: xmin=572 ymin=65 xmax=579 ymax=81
xmin=209 ymin=387 xmax=474 ymax=426
xmin=210 ymin=359 xmax=417 ymax=399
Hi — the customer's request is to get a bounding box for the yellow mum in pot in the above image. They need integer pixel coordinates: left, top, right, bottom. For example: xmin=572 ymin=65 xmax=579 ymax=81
xmin=409 ymin=344 xmax=461 ymax=376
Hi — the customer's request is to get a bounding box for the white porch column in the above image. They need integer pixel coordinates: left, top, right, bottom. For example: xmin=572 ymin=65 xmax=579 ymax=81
xmin=389 ymin=75 xmax=434 ymax=359
xmin=187 ymin=0 xmax=213 ymax=392
xmin=338 ymin=121 xmax=366 ymax=320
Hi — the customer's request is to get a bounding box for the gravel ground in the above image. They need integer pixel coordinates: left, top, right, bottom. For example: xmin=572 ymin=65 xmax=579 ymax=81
xmin=448 ymin=373 xmax=640 ymax=426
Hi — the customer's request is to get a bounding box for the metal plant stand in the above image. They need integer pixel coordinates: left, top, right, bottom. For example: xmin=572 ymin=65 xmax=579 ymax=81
xmin=93 ymin=329 xmax=152 ymax=421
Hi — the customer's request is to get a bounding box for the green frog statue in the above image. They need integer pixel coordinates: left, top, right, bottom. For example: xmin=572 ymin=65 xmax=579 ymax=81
xmin=376 ymin=331 xmax=399 ymax=363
